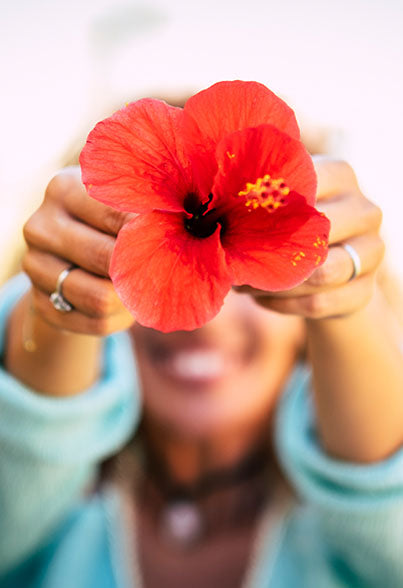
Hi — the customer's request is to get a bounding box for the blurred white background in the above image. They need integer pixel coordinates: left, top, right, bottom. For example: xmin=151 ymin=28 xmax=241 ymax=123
xmin=1 ymin=0 xmax=402 ymax=283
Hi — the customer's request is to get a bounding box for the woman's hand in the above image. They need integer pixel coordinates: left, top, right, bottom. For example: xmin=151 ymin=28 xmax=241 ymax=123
xmin=237 ymin=157 xmax=385 ymax=318
xmin=23 ymin=167 xmax=135 ymax=336
xmin=240 ymin=158 xmax=403 ymax=464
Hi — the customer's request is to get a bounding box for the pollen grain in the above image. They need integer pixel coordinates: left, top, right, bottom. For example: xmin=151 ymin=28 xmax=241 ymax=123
xmin=313 ymin=236 xmax=327 ymax=249
xmin=238 ymin=174 xmax=290 ymax=213
xmin=291 ymin=251 xmax=306 ymax=266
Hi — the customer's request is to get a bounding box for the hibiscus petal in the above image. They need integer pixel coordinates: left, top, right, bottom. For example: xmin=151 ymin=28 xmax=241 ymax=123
xmin=110 ymin=212 xmax=232 ymax=332
xmin=183 ymin=81 xmax=300 ymax=198
xmin=222 ymin=195 xmax=330 ymax=291
xmin=213 ymin=125 xmax=317 ymax=209
xmin=184 ymin=80 xmax=300 ymax=143
xmin=80 ymin=99 xmax=192 ymax=213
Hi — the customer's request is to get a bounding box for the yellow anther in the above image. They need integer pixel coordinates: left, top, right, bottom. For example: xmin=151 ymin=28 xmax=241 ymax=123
xmin=226 ymin=151 xmax=236 ymax=159
xmin=313 ymin=236 xmax=326 ymax=249
xmin=291 ymin=250 xmax=306 ymax=265
xmin=237 ymin=174 xmax=290 ymax=213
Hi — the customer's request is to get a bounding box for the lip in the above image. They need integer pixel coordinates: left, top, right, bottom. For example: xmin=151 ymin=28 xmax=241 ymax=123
xmin=144 ymin=345 xmax=243 ymax=387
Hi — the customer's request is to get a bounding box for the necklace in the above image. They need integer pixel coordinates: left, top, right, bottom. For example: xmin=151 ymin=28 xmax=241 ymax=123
xmin=103 ymin=448 xmax=294 ymax=588
xmin=142 ymin=446 xmax=272 ymax=549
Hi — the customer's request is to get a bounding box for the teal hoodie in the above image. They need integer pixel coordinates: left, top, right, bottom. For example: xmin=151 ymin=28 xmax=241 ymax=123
xmin=1 ymin=275 xmax=403 ymax=588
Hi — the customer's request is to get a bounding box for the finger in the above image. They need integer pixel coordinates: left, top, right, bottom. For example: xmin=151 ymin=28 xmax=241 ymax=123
xmin=234 ymin=233 xmax=384 ymax=298
xmin=66 ymin=185 xmax=135 ymax=236
xmin=316 ymin=192 xmax=382 ymax=244
xmin=305 ymin=233 xmax=385 ymax=287
xmin=47 ymin=167 xmax=134 ymax=236
xmin=23 ymin=248 xmax=128 ymax=318
xmin=313 ymin=157 xmax=360 ymax=200
xmin=31 ymin=287 xmax=135 ymax=336
xmin=254 ymin=274 xmax=375 ymax=319
xmin=26 ymin=212 xmax=116 ymax=277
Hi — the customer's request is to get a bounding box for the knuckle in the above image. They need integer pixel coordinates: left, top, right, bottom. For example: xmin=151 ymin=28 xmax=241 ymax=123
xmin=86 ymin=287 xmax=115 ymax=317
xmin=23 ymin=214 xmax=38 ymax=245
xmin=45 ymin=175 xmax=68 ymax=202
xmin=302 ymin=293 xmax=328 ymax=318
xmin=331 ymin=159 xmax=357 ymax=184
xmin=23 ymin=206 xmax=65 ymax=251
xmin=93 ymin=239 xmax=113 ymax=275
xmin=21 ymin=249 xmax=35 ymax=276
xmin=23 ymin=211 xmax=48 ymax=247
xmin=316 ymin=157 xmax=358 ymax=186
xmin=91 ymin=312 xmax=134 ymax=336
xmin=92 ymin=316 xmax=114 ymax=336
xmin=103 ymin=209 xmax=126 ymax=235
xmin=308 ymin=263 xmax=334 ymax=288
xmin=45 ymin=168 xmax=80 ymax=202
xmin=354 ymin=194 xmax=383 ymax=230
xmin=368 ymin=202 xmax=383 ymax=229
xmin=22 ymin=220 xmax=31 ymax=244
xmin=105 ymin=207 xmax=137 ymax=235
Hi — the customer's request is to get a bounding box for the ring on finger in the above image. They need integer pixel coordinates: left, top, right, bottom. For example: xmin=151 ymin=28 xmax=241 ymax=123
xmin=341 ymin=243 xmax=362 ymax=281
xmin=49 ymin=265 xmax=76 ymax=312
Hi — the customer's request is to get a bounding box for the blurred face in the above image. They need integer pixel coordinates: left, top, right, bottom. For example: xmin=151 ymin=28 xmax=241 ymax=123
xmin=132 ymin=291 xmax=304 ymax=439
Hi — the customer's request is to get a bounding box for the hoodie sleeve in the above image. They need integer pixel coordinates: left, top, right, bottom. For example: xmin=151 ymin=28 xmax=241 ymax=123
xmin=276 ymin=367 xmax=403 ymax=588
xmin=0 ymin=274 xmax=141 ymax=575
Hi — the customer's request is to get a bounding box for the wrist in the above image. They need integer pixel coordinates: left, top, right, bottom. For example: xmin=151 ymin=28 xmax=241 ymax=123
xmin=5 ymin=292 xmax=103 ymax=396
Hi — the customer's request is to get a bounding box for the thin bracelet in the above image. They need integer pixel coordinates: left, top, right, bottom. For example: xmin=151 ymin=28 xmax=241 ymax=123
xmin=22 ymin=294 xmax=37 ymax=352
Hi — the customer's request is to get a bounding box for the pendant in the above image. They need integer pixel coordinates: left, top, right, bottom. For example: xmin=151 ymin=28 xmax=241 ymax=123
xmin=159 ymin=500 xmax=204 ymax=548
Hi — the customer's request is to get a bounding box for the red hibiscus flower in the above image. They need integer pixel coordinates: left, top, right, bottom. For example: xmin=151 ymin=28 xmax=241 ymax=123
xmin=80 ymin=81 xmax=330 ymax=332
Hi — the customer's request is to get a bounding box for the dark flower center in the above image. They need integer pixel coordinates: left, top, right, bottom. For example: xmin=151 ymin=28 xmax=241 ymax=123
xmin=184 ymin=193 xmax=222 ymax=238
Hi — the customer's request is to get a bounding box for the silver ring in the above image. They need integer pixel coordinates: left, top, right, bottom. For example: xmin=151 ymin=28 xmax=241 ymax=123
xmin=341 ymin=243 xmax=362 ymax=281
xmin=49 ymin=265 xmax=75 ymax=312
